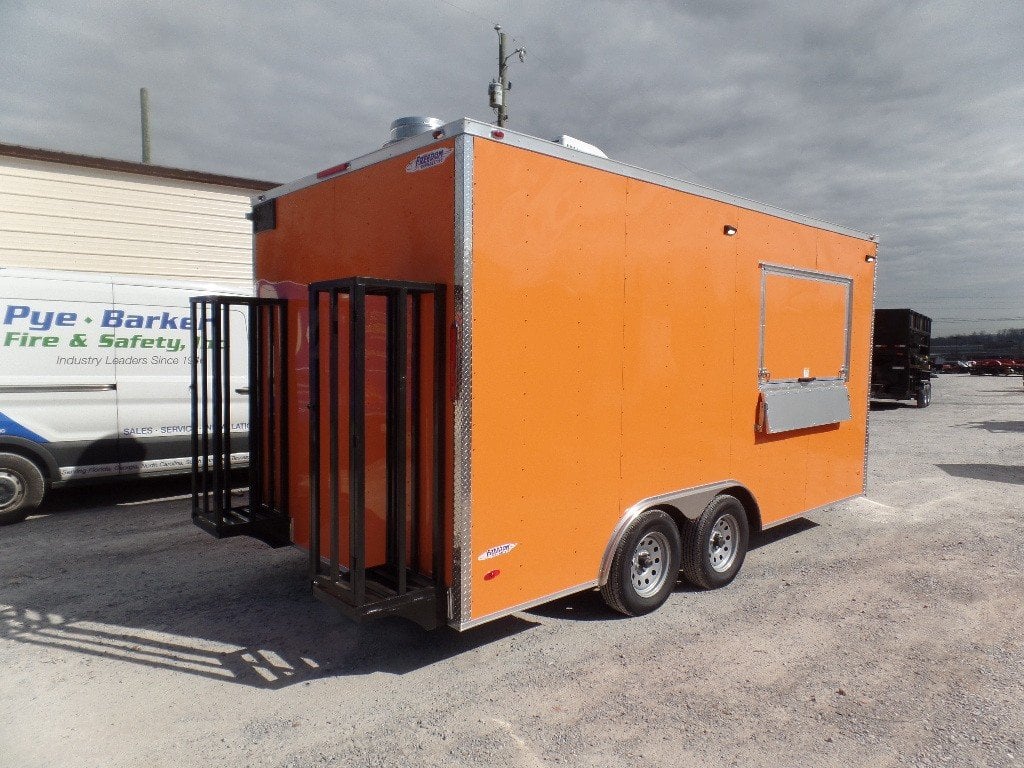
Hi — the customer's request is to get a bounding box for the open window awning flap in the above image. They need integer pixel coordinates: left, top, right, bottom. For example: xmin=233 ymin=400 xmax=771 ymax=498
xmin=759 ymin=382 xmax=852 ymax=434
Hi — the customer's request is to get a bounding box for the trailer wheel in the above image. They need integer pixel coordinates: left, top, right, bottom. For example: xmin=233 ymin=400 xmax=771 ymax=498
xmin=601 ymin=509 xmax=681 ymax=616
xmin=680 ymin=494 xmax=749 ymax=590
xmin=0 ymin=453 xmax=45 ymax=526
xmin=916 ymin=381 xmax=931 ymax=408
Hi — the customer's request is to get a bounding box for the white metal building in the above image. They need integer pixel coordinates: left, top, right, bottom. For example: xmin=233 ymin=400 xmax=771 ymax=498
xmin=0 ymin=143 xmax=276 ymax=286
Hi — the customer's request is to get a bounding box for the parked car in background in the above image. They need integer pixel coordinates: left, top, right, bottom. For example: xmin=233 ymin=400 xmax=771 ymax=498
xmin=938 ymin=361 xmax=973 ymax=373
xmin=969 ymin=359 xmax=1018 ymax=376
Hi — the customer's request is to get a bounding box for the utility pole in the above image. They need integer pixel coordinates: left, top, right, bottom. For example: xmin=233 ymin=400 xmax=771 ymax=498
xmin=488 ymin=25 xmax=525 ymax=127
xmin=139 ymin=87 xmax=152 ymax=164
xmin=495 ymin=26 xmax=509 ymax=127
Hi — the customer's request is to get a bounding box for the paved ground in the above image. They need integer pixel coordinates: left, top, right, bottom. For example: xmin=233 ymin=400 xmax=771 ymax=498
xmin=1 ymin=374 xmax=1022 ymax=768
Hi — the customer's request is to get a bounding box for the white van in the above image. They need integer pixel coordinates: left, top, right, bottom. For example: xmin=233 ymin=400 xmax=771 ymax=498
xmin=0 ymin=268 xmax=250 ymax=524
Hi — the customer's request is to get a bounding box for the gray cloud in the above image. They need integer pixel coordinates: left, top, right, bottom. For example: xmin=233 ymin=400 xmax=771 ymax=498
xmin=2 ymin=0 xmax=1022 ymax=333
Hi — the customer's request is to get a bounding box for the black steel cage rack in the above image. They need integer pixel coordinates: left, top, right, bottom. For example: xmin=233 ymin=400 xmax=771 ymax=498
xmin=308 ymin=277 xmax=447 ymax=629
xmin=190 ymin=295 xmax=290 ymax=547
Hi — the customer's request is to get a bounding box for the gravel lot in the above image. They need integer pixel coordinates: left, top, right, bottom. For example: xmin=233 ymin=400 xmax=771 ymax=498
xmin=2 ymin=373 xmax=1022 ymax=768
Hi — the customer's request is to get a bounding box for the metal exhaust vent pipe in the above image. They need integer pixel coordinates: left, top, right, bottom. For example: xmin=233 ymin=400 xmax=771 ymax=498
xmin=385 ymin=116 xmax=444 ymax=145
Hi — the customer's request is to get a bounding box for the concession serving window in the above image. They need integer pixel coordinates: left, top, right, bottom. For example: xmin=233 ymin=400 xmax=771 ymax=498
xmin=757 ymin=263 xmax=854 ymax=434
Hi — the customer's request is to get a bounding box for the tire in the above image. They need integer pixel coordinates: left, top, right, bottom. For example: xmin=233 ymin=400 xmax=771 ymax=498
xmin=601 ymin=509 xmax=681 ymax=617
xmin=916 ymin=381 xmax=931 ymax=408
xmin=680 ymin=494 xmax=749 ymax=590
xmin=0 ymin=452 xmax=46 ymax=525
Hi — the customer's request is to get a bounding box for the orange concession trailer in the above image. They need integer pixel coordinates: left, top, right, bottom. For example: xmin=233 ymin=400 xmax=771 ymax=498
xmin=191 ymin=117 xmax=878 ymax=630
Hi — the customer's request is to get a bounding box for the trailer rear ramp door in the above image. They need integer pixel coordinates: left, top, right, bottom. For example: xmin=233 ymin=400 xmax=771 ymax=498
xmin=758 ymin=264 xmax=853 ymax=434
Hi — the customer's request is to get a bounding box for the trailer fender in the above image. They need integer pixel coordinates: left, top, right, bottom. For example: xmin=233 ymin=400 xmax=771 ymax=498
xmin=598 ymin=480 xmax=760 ymax=586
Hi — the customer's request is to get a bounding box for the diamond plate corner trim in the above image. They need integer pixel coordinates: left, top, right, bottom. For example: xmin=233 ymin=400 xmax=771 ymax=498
xmin=452 ymin=134 xmax=474 ymax=625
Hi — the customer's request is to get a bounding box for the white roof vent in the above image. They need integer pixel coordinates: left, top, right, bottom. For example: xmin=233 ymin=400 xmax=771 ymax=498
xmin=552 ymin=134 xmax=607 ymax=159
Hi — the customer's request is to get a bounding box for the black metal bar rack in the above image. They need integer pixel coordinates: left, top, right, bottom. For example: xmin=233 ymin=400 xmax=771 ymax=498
xmin=190 ymin=295 xmax=290 ymax=547
xmin=308 ymin=277 xmax=446 ymax=629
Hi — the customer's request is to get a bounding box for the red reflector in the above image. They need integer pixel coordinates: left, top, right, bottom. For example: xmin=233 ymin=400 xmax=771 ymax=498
xmin=491 ymin=130 xmax=505 ymax=139
xmin=484 ymin=569 xmax=500 ymax=581
xmin=316 ymin=162 xmax=350 ymax=179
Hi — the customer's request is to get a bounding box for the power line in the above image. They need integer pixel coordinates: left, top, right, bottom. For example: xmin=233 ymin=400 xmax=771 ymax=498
xmin=433 ymin=0 xmax=494 ymax=25
xmin=880 ymin=297 xmax=1021 ymax=303
xmin=933 ymin=318 xmax=1024 ymax=323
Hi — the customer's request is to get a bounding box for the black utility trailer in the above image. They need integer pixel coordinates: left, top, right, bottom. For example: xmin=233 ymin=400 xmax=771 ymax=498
xmin=871 ymin=309 xmax=933 ymax=407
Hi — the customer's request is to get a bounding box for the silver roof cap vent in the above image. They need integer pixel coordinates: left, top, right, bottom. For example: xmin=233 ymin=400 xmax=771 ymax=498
xmin=386 ymin=116 xmax=444 ymax=145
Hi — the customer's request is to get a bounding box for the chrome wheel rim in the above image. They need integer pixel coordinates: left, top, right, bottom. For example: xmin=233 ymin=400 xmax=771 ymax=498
xmin=708 ymin=514 xmax=739 ymax=573
xmin=631 ymin=530 xmax=670 ymax=598
xmin=0 ymin=470 xmax=26 ymax=513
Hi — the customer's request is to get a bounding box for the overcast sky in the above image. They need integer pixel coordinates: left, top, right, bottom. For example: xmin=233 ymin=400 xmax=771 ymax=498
xmin=2 ymin=0 xmax=1022 ymax=335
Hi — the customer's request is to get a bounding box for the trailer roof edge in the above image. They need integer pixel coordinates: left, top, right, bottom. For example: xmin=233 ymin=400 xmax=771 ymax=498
xmin=254 ymin=118 xmax=876 ymax=243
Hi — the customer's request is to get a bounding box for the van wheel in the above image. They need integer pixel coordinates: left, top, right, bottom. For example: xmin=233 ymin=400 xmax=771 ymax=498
xmin=0 ymin=453 xmax=45 ymax=525
xmin=681 ymin=495 xmax=749 ymax=589
xmin=601 ymin=509 xmax=681 ymax=616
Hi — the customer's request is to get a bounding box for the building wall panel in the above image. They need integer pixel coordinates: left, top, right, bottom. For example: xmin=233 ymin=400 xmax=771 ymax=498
xmin=0 ymin=155 xmax=259 ymax=284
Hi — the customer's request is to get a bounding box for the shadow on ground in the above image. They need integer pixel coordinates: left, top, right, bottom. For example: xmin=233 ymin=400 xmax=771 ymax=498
xmin=1 ymin=489 xmax=535 ymax=690
xmin=0 ymin=602 xmax=533 ymax=690
xmin=957 ymin=421 xmax=1024 ymax=433
xmin=527 ymin=589 xmax=625 ymax=622
xmin=870 ymin=401 xmax=916 ymax=411
xmin=749 ymin=517 xmax=819 ymax=550
xmin=4 ymin=484 xmax=826 ymax=683
xmin=37 ymin=474 xmax=247 ymax=515
xmin=935 ymin=463 xmax=1024 ymax=485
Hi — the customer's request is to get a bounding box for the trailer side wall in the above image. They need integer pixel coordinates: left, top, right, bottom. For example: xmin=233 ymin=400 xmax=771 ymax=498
xmin=467 ymin=138 xmax=874 ymax=622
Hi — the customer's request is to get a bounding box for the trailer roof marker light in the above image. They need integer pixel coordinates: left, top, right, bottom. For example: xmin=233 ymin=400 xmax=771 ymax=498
xmin=432 ymin=129 xmax=445 ymax=139
xmin=316 ymin=162 xmax=350 ymax=179
xmin=483 ymin=569 xmax=501 ymax=581
xmin=723 ymin=225 xmax=737 ymax=236
xmin=491 ymin=130 xmax=505 ymax=140
xmin=865 ymin=254 xmax=877 ymax=263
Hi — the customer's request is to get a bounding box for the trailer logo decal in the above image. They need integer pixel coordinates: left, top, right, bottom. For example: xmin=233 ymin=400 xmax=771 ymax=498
xmin=406 ymin=147 xmax=453 ymax=173
xmin=478 ymin=543 xmax=517 ymax=561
